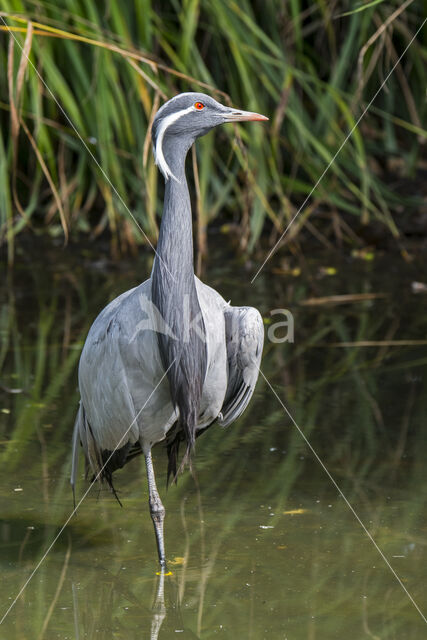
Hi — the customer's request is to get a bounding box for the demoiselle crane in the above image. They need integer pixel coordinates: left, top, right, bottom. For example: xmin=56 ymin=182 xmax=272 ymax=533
xmin=71 ymin=92 xmax=267 ymax=566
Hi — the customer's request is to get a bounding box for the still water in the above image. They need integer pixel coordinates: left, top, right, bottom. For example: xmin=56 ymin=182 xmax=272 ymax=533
xmin=1 ymin=237 xmax=427 ymax=639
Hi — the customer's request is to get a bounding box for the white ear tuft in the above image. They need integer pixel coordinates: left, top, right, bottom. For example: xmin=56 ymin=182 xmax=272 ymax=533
xmin=153 ymin=105 xmax=195 ymax=182
xmin=154 ymin=139 xmax=179 ymax=182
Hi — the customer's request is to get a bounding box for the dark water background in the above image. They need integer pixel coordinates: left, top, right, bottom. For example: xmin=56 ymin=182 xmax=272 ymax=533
xmin=1 ymin=236 xmax=427 ymax=639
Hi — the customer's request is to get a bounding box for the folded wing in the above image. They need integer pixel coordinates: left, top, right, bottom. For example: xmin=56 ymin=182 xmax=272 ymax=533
xmin=218 ymin=306 xmax=264 ymax=427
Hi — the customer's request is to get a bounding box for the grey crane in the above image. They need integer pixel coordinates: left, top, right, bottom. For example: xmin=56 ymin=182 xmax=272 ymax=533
xmin=71 ymin=92 xmax=267 ymax=566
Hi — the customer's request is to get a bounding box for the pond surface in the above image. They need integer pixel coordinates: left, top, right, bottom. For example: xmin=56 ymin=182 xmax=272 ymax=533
xmin=1 ymin=236 xmax=427 ymax=639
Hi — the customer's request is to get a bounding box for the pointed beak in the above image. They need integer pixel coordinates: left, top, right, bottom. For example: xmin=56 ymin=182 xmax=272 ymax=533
xmin=223 ymin=108 xmax=269 ymax=123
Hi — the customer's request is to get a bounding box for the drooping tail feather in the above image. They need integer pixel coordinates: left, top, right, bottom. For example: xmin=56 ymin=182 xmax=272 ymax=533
xmin=71 ymin=402 xmax=139 ymax=507
xmin=70 ymin=405 xmax=82 ymax=511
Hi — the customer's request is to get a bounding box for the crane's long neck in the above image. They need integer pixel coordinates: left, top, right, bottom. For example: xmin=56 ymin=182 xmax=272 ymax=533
xmin=151 ymin=142 xmax=207 ymax=466
xmin=154 ymin=151 xmax=194 ymax=283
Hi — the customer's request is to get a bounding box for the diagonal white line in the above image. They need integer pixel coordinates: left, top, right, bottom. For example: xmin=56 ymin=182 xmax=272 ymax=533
xmin=251 ymin=16 xmax=427 ymax=284
xmin=258 ymin=366 xmax=427 ymax=625
xmin=0 ymin=361 xmax=175 ymax=626
xmin=0 ymin=15 xmax=175 ymax=281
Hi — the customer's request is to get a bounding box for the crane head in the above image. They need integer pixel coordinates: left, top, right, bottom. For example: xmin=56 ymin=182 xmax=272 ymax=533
xmin=151 ymin=92 xmax=268 ymax=181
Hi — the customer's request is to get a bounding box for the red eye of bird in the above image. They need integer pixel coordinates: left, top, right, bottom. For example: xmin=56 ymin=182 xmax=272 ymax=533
xmin=194 ymin=102 xmax=204 ymax=110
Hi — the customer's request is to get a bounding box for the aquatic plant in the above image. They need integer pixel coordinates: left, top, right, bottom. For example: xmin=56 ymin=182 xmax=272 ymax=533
xmin=0 ymin=0 xmax=425 ymax=264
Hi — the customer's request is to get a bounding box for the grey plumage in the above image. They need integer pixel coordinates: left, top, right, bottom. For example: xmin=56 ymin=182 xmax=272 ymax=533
xmin=71 ymin=92 xmax=268 ymax=565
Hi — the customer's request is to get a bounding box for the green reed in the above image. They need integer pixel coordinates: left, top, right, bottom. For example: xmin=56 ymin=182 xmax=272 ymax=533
xmin=0 ymin=0 xmax=426 ymax=263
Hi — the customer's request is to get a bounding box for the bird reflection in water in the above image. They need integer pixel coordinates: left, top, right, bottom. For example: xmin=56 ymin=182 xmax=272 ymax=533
xmin=71 ymin=565 xmax=200 ymax=639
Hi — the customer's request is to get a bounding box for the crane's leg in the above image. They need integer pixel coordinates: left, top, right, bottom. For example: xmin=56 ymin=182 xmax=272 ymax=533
xmin=145 ymin=451 xmax=166 ymax=566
